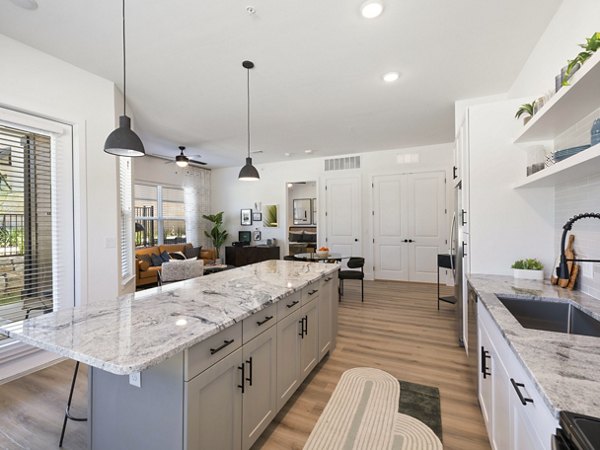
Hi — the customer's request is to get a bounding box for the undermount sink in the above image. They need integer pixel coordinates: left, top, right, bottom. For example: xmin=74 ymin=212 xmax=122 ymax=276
xmin=496 ymin=296 xmax=600 ymax=338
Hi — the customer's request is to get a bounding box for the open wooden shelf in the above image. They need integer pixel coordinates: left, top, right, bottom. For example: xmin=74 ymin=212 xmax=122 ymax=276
xmin=514 ymin=50 xmax=600 ymax=143
xmin=513 ymin=143 xmax=600 ymax=188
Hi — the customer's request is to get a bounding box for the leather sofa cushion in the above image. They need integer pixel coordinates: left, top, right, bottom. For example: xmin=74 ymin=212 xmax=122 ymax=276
xmin=140 ymin=266 xmax=160 ymax=279
xmin=139 ymin=260 xmax=150 ymax=271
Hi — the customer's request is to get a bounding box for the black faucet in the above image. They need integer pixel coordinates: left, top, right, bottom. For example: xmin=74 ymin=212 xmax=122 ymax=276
xmin=557 ymin=213 xmax=600 ymax=279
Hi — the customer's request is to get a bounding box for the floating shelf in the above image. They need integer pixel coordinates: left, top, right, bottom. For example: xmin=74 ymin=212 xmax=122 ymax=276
xmin=513 ymin=144 xmax=600 ymax=188
xmin=514 ymin=50 xmax=600 ymax=143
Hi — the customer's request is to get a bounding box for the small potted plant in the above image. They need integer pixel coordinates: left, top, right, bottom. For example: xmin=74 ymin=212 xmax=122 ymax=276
xmin=515 ymin=101 xmax=536 ymax=125
xmin=563 ymin=32 xmax=600 ymax=85
xmin=511 ymin=258 xmax=544 ymax=281
xmin=202 ymin=211 xmax=229 ymax=263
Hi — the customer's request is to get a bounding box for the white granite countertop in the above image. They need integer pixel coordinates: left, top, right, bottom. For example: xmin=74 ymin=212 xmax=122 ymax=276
xmin=469 ymin=274 xmax=600 ymax=418
xmin=0 ymin=260 xmax=339 ymax=376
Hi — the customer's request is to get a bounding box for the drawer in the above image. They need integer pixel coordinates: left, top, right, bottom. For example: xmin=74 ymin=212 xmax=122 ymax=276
xmin=302 ymin=280 xmax=322 ymax=305
xmin=277 ymin=291 xmax=302 ymax=319
xmin=243 ymin=302 xmax=278 ymax=344
xmin=184 ymin=322 xmax=242 ymax=381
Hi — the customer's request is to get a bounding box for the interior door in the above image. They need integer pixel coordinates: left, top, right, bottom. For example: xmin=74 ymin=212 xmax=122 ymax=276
xmin=373 ymin=174 xmax=408 ymax=280
xmin=324 ymin=176 xmax=361 ymax=259
xmin=406 ymin=171 xmax=446 ymax=282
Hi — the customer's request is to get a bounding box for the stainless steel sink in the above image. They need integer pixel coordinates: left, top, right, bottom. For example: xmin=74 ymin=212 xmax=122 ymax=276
xmin=496 ymin=296 xmax=600 ymax=338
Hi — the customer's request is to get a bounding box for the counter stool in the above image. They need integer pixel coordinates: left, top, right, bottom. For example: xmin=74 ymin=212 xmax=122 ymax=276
xmin=338 ymin=257 xmax=365 ymax=302
xmin=59 ymin=361 xmax=87 ymax=447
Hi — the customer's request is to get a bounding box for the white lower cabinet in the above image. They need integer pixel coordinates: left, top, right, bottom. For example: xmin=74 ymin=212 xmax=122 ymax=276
xmin=300 ymin=298 xmax=320 ymax=381
xmin=318 ymin=275 xmax=334 ymax=359
xmin=185 ymin=348 xmax=243 ymax=450
xmin=478 ymin=302 xmax=558 ymax=450
xmin=276 ymin=308 xmax=303 ymax=411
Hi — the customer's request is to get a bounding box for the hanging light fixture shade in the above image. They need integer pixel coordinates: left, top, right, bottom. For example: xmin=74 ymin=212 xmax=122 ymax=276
xmin=104 ymin=0 xmax=145 ymax=157
xmin=175 ymin=146 xmax=189 ymax=167
xmin=238 ymin=60 xmax=260 ymax=181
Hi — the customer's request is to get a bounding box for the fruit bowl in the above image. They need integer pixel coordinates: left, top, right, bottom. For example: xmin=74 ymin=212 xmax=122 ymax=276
xmin=316 ymin=247 xmax=330 ymax=258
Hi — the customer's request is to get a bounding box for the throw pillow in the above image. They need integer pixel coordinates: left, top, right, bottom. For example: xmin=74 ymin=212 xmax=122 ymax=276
xmin=184 ymin=245 xmax=201 ymax=259
xmin=137 ymin=254 xmax=152 ymax=266
xmin=303 ymin=232 xmax=317 ymax=243
xmin=138 ymin=260 xmax=150 ymax=271
xmin=150 ymin=254 xmax=164 ymax=267
xmin=169 ymin=251 xmax=187 ymax=260
xmin=160 ymin=251 xmax=171 ymax=263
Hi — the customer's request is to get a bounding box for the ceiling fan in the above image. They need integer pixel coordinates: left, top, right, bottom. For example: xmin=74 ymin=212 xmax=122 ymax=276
xmin=166 ymin=146 xmax=207 ymax=167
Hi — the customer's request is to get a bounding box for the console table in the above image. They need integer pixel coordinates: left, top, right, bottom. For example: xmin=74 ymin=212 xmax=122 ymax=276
xmin=225 ymin=246 xmax=280 ymax=267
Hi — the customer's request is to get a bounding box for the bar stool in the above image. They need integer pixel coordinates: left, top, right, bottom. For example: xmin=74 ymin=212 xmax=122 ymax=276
xmin=59 ymin=361 xmax=87 ymax=447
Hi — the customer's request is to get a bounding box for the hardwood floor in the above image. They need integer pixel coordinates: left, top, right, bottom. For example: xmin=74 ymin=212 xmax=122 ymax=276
xmin=0 ymin=280 xmax=490 ymax=450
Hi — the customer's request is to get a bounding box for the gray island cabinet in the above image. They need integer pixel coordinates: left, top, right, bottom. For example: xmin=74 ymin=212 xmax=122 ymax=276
xmin=0 ymin=260 xmax=339 ymax=450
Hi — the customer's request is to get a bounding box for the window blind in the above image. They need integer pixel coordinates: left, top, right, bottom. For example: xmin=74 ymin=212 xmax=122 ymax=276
xmin=119 ymin=158 xmax=133 ymax=280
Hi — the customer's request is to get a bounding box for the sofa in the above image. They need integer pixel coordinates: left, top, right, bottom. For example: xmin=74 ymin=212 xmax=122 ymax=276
xmin=135 ymin=243 xmax=217 ymax=287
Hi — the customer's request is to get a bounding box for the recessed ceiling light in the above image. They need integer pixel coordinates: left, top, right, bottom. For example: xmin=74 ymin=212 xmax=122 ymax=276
xmin=304 ymin=149 xmax=313 ymax=154
xmin=383 ymin=72 xmax=400 ymax=83
xmin=361 ymin=1 xmax=383 ymax=19
xmin=284 ymin=152 xmax=291 ymax=157
xmin=9 ymin=0 xmax=38 ymax=10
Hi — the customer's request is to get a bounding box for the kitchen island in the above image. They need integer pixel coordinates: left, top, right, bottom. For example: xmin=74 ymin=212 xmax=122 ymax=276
xmin=0 ymin=260 xmax=340 ymax=450
xmin=469 ymin=275 xmax=600 ymax=449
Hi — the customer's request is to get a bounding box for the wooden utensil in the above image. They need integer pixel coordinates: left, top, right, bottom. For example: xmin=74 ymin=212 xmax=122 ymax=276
xmin=567 ymin=264 xmax=579 ymax=290
xmin=559 ymin=234 xmax=575 ymax=288
xmin=550 ymin=255 xmax=560 ymax=285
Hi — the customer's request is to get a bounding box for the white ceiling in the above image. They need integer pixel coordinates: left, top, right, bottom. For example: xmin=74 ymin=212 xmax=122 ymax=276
xmin=0 ymin=0 xmax=562 ymax=168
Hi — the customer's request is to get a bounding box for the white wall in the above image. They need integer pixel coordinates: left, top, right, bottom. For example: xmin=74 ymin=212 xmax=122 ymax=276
xmin=211 ymin=143 xmax=454 ymax=279
xmin=0 ymin=33 xmax=120 ymax=304
xmin=509 ymin=0 xmax=600 ymax=98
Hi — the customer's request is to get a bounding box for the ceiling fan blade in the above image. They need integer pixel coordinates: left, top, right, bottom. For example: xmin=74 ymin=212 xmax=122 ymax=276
xmin=188 ymin=159 xmax=207 ymax=166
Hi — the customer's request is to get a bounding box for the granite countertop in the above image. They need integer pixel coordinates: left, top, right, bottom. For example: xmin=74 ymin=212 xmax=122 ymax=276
xmin=469 ymin=274 xmax=600 ymax=418
xmin=0 ymin=260 xmax=339 ymax=376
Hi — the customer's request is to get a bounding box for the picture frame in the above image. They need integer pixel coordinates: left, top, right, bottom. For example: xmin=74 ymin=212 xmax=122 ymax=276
xmin=0 ymin=147 xmax=12 ymax=166
xmin=240 ymin=208 xmax=252 ymax=226
xmin=253 ymin=230 xmax=262 ymax=241
xmin=252 ymin=212 xmax=262 ymax=222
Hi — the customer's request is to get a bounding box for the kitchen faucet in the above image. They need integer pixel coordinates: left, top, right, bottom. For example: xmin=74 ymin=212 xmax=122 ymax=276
xmin=557 ymin=213 xmax=600 ymax=279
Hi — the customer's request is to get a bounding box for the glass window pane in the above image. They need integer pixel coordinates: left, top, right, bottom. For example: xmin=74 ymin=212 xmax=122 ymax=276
xmin=134 ymin=200 xmax=157 ymax=218
xmin=135 ymin=219 xmax=158 ymax=247
xmin=162 ymin=201 xmax=184 ymax=218
xmin=162 ymin=187 xmax=183 ymax=202
xmin=134 ymin=184 xmax=157 ymax=201
xmin=163 ymin=219 xmax=186 ymax=245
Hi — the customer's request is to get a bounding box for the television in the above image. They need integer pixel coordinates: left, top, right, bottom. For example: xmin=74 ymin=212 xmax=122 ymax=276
xmin=238 ymin=231 xmax=251 ymax=245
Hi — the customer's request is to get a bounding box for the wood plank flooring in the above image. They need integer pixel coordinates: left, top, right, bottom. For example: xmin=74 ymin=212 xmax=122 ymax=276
xmin=0 ymin=280 xmax=490 ymax=450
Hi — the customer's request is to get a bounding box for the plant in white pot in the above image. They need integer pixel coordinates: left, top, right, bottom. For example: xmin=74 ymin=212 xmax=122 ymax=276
xmin=511 ymin=258 xmax=544 ymax=281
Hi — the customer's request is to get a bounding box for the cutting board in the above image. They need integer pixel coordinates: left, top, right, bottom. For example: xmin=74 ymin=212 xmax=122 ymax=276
xmin=559 ymin=234 xmax=575 ymax=288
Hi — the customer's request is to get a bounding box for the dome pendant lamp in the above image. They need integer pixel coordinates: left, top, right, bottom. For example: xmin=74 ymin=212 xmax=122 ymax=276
xmin=104 ymin=0 xmax=145 ymax=157
xmin=238 ymin=60 xmax=260 ymax=181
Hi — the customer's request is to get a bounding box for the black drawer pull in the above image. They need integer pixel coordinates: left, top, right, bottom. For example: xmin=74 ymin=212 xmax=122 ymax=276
xmin=325 ymin=277 xmax=332 ymax=282
xmin=308 ymin=289 xmax=318 ymax=295
xmin=286 ymin=300 xmax=300 ymax=308
xmin=245 ymin=357 xmax=253 ymax=387
xmin=209 ymin=339 xmax=234 ymax=355
xmin=510 ymin=378 xmax=533 ymax=406
xmin=481 ymin=346 xmax=491 ymax=379
xmin=238 ymin=364 xmax=245 ymax=393
xmin=256 ymin=315 xmax=274 ymax=326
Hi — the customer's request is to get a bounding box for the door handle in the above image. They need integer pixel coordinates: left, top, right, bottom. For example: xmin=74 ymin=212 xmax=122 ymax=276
xmin=408 ymin=239 xmax=414 ymax=243
xmin=245 ymin=357 xmax=253 ymax=387
xmin=461 ymin=209 xmax=467 ymax=226
xmin=403 ymin=239 xmax=408 ymax=243
xmin=354 ymin=238 xmax=359 ymax=242
xmin=453 ymin=166 xmax=458 ymax=179
xmin=238 ymin=364 xmax=245 ymax=394
xmin=462 ymin=241 xmax=467 ymax=257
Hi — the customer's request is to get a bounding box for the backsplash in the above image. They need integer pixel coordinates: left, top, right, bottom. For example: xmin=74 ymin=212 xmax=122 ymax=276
xmin=554 ymin=106 xmax=600 ymax=300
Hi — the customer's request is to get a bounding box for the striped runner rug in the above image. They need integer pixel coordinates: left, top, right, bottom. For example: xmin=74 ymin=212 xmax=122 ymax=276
xmin=304 ymin=367 xmax=443 ymax=450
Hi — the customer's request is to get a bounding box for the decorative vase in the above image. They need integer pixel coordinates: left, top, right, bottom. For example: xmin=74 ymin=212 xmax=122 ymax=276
xmin=513 ymin=269 xmax=544 ymax=281
xmin=524 ymin=116 xmax=531 ymax=125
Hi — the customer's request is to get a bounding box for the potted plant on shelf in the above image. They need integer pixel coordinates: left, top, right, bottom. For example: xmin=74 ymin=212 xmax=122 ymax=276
xmin=563 ymin=32 xmax=600 ymax=85
xmin=202 ymin=211 xmax=228 ymax=263
xmin=515 ymin=101 xmax=536 ymax=125
xmin=511 ymin=258 xmax=544 ymax=281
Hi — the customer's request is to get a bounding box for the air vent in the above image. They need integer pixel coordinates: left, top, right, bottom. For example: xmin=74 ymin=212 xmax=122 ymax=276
xmin=324 ymin=156 xmax=361 ymax=171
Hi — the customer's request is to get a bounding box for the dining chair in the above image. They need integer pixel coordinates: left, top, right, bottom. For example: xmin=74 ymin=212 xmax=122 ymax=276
xmin=338 ymin=257 xmax=365 ymax=302
xmin=158 ymin=259 xmax=204 ymax=286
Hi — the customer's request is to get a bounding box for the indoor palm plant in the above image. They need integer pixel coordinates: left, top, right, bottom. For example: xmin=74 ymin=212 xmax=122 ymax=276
xmin=202 ymin=211 xmax=228 ymax=261
xmin=511 ymin=258 xmax=544 ymax=280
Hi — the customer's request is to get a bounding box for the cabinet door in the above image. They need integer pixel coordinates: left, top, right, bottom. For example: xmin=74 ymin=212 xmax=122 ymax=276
xmin=276 ymin=309 xmax=302 ymax=411
xmin=511 ymin=397 xmax=546 ymax=450
xmin=491 ymin=346 xmax=510 ymax=450
xmin=300 ymin=298 xmax=319 ymax=381
xmin=318 ymin=281 xmax=332 ymax=360
xmin=185 ymin=348 xmax=243 ymax=450
xmin=242 ymin=327 xmax=277 ymax=450
xmin=329 ymin=272 xmax=339 ymax=350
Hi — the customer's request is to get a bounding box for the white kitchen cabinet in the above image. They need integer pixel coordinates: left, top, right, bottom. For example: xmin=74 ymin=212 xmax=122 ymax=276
xmin=478 ymin=301 xmax=558 ymax=450
xmin=318 ymin=275 xmax=333 ymax=360
xmin=276 ymin=308 xmax=303 ymax=410
xmin=300 ymin=297 xmax=319 ymax=381
xmin=185 ymin=347 xmax=243 ymax=450
xmin=242 ymin=326 xmax=277 ymax=450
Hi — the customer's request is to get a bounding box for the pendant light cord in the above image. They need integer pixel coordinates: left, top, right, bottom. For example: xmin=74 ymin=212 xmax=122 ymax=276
xmin=122 ymin=0 xmax=127 ymax=117
xmin=247 ymin=67 xmax=251 ymax=158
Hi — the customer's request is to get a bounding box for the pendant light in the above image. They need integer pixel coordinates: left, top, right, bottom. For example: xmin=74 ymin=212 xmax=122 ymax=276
xmin=104 ymin=0 xmax=145 ymax=157
xmin=175 ymin=146 xmax=189 ymax=167
xmin=238 ymin=60 xmax=260 ymax=181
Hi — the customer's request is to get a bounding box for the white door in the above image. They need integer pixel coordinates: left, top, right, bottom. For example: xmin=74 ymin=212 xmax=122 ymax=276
xmin=373 ymin=174 xmax=408 ymax=280
xmin=324 ymin=176 xmax=361 ymax=258
xmin=406 ymin=171 xmax=446 ymax=282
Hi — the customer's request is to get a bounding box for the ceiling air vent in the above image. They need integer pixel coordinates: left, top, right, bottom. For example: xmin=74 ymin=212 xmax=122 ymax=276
xmin=324 ymin=155 xmax=361 ymax=171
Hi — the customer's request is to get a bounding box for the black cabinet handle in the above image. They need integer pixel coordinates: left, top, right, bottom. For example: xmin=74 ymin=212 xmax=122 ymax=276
xmin=299 ymin=317 xmax=305 ymax=338
xmin=461 ymin=209 xmax=467 ymax=226
xmin=324 ymin=277 xmax=332 ymax=282
xmin=256 ymin=315 xmax=273 ymax=326
xmin=286 ymin=300 xmax=299 ymax=309
xmin=245 ymin=357 xmax=253 ymax=387
xmin=238 ymin=364 xmax=245 ymax=394
xmin=408 ymin=239 xmax=414 ymax=243
xmin=510 ymin=378 xmax=533 ymax=405
xmin=308 ymin=289 xmax=318 ymax=295
xmin=210 ymin=339 xmax=234 ymax=355
xmin=403 ymin=239 xmax=408 ymax=243
xmin=304 ymin=315 xmax=308 ymax=336
xmin=462 ymin=241 xmax=467 ymax=257
xmin=453 ymin=166 xmax=457 ymax=179
xmin=481 ymin=346 xmax=491 ymax=379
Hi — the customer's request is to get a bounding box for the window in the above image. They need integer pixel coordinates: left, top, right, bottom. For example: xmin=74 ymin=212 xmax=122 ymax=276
xmin=134 ymin=184 xmax=185 ymax=246
xmin=0 ymin=108 xmax=74 ymax=353
xmin=119 ymin=158 xmax=133 ymax=280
